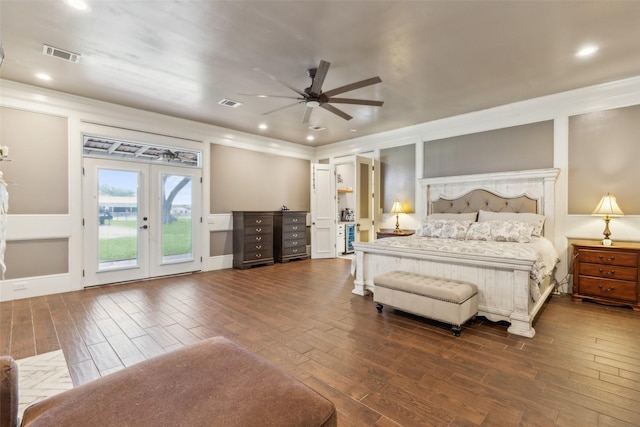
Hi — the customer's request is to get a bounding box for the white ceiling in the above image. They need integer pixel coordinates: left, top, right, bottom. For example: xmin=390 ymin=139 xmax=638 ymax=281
xmin=1 ymin=1 xmax=640 ymax=147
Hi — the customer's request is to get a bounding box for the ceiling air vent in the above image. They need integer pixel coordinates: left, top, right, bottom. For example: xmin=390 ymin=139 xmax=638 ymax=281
xmin=308 ymin=125 xmax=326 ymax=131
xmin=42 ymin=45 xmax=81 ymax=63
xmin=218 ymin=98 xmax=242 ymax=108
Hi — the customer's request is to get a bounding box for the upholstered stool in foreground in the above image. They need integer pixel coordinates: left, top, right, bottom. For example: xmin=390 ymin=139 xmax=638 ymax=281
xmin=374 ymin=270 xmax=478 ymax=336
xmin=4 ymin=337 xmax=336 ymax=427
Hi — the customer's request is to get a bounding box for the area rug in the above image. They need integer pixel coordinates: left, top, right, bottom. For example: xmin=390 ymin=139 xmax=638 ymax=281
xmin=15 ymin=350 xmax=74 ymax=420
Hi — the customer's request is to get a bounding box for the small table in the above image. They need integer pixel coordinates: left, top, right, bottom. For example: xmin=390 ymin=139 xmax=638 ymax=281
xmin=376 ymin=229 xmax=415 ymax=239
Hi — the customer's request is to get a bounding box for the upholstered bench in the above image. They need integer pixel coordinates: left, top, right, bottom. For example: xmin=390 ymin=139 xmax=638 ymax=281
xmin=2 ymin=337 xmax=337 ymax=427
xmin=374 ymin=271 xmax=478 ymax=336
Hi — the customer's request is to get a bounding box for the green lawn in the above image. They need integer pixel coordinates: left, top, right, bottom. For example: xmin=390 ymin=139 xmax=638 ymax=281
xmin=99 ymin=218 xmax=192 ymax=262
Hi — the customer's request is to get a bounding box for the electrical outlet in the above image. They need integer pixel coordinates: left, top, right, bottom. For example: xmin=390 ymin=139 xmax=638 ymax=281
xmin=13 ymin=282 xmax=28 ymax=291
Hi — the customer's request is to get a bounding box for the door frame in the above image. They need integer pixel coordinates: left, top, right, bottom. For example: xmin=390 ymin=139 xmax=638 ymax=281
xmin=82 ymin=157 xmax=202 ymax=287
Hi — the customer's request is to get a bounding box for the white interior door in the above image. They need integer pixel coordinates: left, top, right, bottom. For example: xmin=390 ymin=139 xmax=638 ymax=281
xmin=83 ymin=158 xmax=201 ymax=286
xmin=355 ymin=156 xmax=373 ymax=243
xmin=310 ymin=163 xmax=336 ymax=259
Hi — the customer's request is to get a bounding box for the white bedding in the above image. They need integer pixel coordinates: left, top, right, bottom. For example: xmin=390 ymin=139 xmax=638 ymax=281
xmin=370 ymin=235 xmax=559 ymax=285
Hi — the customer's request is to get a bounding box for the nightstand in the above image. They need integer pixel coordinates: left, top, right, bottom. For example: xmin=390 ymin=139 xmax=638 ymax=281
xmin=572 ymin=241 xmax=640 ymax=311
xmin=376 ymin=229 xmax=415 ymax=239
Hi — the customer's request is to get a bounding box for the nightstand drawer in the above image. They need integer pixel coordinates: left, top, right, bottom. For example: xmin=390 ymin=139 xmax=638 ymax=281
xmin=578 ymin=276 xmax=637 ymax=302
xmin=579 ymin=262 xmax=638 ymax=282
xmin=579 ymin=250 xmax=638 ymax=267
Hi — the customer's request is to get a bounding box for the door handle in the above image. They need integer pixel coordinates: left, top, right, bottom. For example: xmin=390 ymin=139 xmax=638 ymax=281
xmin=140 ymin=225 xmax=148 ymax=229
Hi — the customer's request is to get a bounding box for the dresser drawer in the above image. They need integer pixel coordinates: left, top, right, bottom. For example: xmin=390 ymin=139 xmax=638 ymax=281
xmin=284 ymin=223 xmax=305 ymax=233
xmin=579 ymin=249 xmax=638 ymax=267
xmin=282 ymin=246 xmax=306 ymax=257
xmin=578 ymin=276 xmax=637 ymax=303
xmin=244 ymin=234 xmax=272 ymax=245
xmin=244 ymin=248 xmax=273 ymax=261
xmin=284 ymin=230 xmax=305 ymax=241
xmin=283 ymin=238 xmax=304 ymax=249
xmin=244 ymin=225 xmax=272 ymax=236
xmin=283 ymin=215 xmax=305 ymax=226
xmin=244 ymin=215 xmax=273 ymax=227
xmin=579 ymin=262 xmax=638 ymax=282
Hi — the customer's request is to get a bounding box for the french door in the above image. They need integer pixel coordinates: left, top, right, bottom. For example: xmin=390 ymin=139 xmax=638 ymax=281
xmin=83 ymin=158 xmax=202 ymax=286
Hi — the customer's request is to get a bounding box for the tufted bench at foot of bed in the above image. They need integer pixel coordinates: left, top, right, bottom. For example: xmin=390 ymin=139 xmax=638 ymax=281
xmin=373 ymin=271 xmax=478 ymax=336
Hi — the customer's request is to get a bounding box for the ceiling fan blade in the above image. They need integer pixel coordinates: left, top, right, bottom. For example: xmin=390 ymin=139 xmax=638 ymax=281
xmin=327 ymin=98 xmax=384 ymax=106
xmin=253 ymin=67 xmax=307 ymax=97
xmin=309 ymin=60 xmax=330 ymax=95
xmin=302 ymin=106 xmax=313 ymax=124
xmin=322 ymin=76 xmax=382 ymax=98
xmin=320 ymin=103 xmax=353 ymax=121
xmin=239 ymin=93 xmax=302 ymax=100
xmin=261 ymin=101 xmax=304 ymax=116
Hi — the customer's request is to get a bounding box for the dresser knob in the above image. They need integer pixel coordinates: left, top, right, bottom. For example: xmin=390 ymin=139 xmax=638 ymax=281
xmin=255 ymin=245 xmax=262 ymax=249
xmin=256 ymin=253 xmax=262 ymax=258
xmin=256 ymin=219 xmax=262 ymax=224
xmin=255 ymin=236 xmax=262 ymax=241
xmin=598 ymin=284 xmax=615 ymax=292
xmin=598 ymin=255 xmax=615 ymax=262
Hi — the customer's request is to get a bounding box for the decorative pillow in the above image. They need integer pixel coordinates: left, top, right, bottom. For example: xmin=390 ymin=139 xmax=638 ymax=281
xmin=466 ymin=220 xmax=535 ymax=243
xmin=477 ymin=210 xmax=545 ymax=237
xmin=427 ymin=212 xmax=478 ymax=221
xmin=417 ymin=219 xmax=472 ymax=239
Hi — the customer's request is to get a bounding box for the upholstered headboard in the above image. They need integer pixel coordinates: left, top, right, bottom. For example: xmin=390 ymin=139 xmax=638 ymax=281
xmin=431 ymin=189 xmax=537 ymax=214
xmin=419 ymin=168 xmax=560 ymax=238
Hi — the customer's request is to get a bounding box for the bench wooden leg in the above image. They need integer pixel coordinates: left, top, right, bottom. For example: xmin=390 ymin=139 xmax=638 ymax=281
xmin=376 ymin=303 xmax=383 ymax=313
xmin=451 ymin=325 xmax=462 ymax=337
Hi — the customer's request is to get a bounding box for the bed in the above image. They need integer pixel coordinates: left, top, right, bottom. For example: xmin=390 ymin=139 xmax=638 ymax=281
xmin=351 ymin=168 xmax=560 ymax=338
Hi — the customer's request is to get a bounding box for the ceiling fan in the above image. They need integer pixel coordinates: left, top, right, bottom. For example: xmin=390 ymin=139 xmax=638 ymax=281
xmin=244 ymin=60 xmax=383 ymax=123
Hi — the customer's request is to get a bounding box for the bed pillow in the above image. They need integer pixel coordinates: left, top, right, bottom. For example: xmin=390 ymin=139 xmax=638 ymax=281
xmin=465 ymin=220 xmax=535 ymax=243
xmin=477 ymin=210 xmax=545 ymax=237
xmin=427 ymin=212 xmax=478 ymax=221
xmin=416 ymin=219 xmax=473 ymax=240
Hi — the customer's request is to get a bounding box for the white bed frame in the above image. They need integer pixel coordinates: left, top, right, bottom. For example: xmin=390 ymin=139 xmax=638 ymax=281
xmin=352 ymin=168 xmax=560 ymax=338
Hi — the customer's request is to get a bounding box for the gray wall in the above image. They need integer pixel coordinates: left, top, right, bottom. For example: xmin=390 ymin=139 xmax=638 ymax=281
xmin=569 ymin=105 xmax=640 ymax=214
xmin=380 ymin=144 xmax=415 ymax=213
xmin=0 ymin=107 xmax=70 ymax=279
xmin=423 ymin=121 xmax=554 ymax=178
xmin=209 ymin=144 xmax=311 ymax=257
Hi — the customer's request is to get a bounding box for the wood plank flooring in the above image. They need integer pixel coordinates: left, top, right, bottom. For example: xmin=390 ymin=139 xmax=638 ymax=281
xmin=2 ymin=258 xmax=640 ymax=426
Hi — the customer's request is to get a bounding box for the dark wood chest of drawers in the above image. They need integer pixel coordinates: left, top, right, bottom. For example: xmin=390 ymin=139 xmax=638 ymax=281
xmin=572 ymin=242 xmax=640 ymax=311
xmin=233 ymin=211 xmax=274 ymax=269
xmin=273 ymin=211 xmax=308 ymax=263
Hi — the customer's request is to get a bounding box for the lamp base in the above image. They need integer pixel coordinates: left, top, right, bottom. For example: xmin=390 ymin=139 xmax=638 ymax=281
xmin=602 ymin=238 xmax=612 ymax=246
xmin=394 ymin=213 xmax=401 ymax=232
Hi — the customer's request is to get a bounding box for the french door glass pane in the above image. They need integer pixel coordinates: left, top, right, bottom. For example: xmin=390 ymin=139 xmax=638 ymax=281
xmin=161 ymin=174 xmax=193 ymax=264
xmin=98 ymin=169 xmax=139 ymax=270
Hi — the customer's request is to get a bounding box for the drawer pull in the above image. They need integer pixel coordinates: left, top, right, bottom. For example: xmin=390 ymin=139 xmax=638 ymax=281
xmin=292 ymin=226 xmax=299 ymax=230
xmin=598 ymin=268 xmax=615 ymax=276
xmin=255 ymin=219 xmax=262 ymax=224
xmin=255 ymin=236 xmax=262 ymax=241
xmin=255 ymin=245 xmax=262 ymax=249
xmin=255 ymin=253 xmax=262 ymax=258
xmin=292 ymin=233 xmax=298 ymax=238
xmin=598 ymin=255 xmax=615 ymax=262
xmin=255 ymin=228 xmax=262 ymax=232
xmin=598 ymin=284 xmax=616 ymax=292
xmin=292 ymin=249 xmax=298 ymax=253
xmin=292 ymin=241 xmax=298 ymax=246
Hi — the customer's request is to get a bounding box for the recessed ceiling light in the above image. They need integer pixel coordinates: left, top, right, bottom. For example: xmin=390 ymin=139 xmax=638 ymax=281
xmin=306 ymin=135 xmax=315 ymax=141
xmin=575 ymin=45 xmax=599 ymax=57
xmin=350 ymin=129 xmax=358 ymax=132
xmin=35 ymin=72 xmax=52 ymax=81
xmin=258 ymin=123 xmax=268 ymax=130
xmin=65 ymin=0 xmax=91 ymax=11
xmin=308 ymin=125 xmax=325 ymax=131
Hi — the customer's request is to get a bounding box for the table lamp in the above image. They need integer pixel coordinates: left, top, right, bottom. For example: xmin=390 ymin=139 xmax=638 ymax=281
xmin=390 ymin=200 xmax=404 ymax=233
xmin=592 ymin=193 xmax=624 ymax=246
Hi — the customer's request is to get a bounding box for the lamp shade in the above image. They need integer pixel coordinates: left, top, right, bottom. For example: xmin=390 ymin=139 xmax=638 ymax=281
xmin=592 ymin=193 xmax=624 ymax=217
xmin=390 ymin=200 xmax=404 ymax=214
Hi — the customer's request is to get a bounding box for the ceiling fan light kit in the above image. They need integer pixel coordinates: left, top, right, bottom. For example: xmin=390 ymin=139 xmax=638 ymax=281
xmin=248 ymin=59 xmax=383 ymax=123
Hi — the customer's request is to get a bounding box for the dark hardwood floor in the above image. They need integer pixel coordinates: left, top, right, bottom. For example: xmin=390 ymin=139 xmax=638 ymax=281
xmin=2 ymin=258 xmax=640 ymax=426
